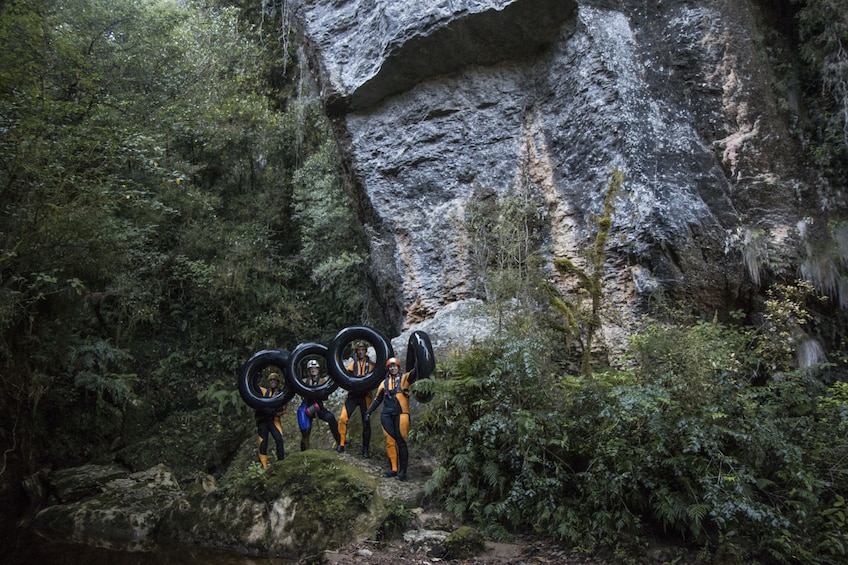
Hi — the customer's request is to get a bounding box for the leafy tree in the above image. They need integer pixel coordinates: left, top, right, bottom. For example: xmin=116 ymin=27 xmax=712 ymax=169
xmin=291 ymin=139 xmax=370 ymax=338
xmin=0 ymin=0 xmax=366 ymax=476
xmin=463 ymin=175 xmax=555 ymax=345
xmin=547 ymin=168 xmax=623 ymax=375
xmin=780 ymin=1 xmax=848 ymax=312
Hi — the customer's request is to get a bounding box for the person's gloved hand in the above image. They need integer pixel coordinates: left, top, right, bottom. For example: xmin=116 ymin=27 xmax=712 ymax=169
xmin=363 ymin=412 xmax=370 ymax=423
xmin=306 ymin=402 xmax=320 ymax=418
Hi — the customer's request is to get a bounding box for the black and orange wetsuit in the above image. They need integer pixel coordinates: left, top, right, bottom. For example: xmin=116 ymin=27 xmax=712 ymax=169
xmin=255 ymin=386 xmax=285 ymax=468
xmin=338 ymin=357 xmax=375 ymax=455
xmin=366 ymin=371 xmax=413 ymax=480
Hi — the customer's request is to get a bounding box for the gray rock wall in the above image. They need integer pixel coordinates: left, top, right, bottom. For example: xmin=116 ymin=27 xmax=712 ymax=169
xmin=292 ymin=0 xmax=820 ymax=352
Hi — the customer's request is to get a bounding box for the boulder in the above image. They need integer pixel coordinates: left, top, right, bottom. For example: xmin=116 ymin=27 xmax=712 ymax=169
xmin=31 ymin=464 xmax=180 ymax=551
xmin=48 ymin=463 xmax=130 ymax=503
xmin=28 ymin=452 xmax=401 ymax=558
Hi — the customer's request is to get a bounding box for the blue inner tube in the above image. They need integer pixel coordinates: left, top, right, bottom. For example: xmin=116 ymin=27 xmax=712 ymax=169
xmin=405 ymin=330 xmax=436 ymax=403
xmin=287 ymin=342 xmax=339 ymax=400
xmin=327 ymin=326 xmax=393 ymax=392
xmin=237 ymin=349 xmax=295 ymax=410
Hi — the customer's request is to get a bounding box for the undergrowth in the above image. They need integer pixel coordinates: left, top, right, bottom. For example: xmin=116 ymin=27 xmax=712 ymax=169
xmin=422 ymin=282 xmax=848 ymax=563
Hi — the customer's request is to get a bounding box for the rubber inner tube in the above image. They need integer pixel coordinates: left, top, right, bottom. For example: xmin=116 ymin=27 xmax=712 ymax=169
xmin=287 ymin=342 xmax=339 ymax=399
xmin=327 ymin=326 xmax=393 ymax=392
xmin=406 ymin=330 xmax=436 ymax=403
xmin=237 ymin=349 xmax=295 ymax=410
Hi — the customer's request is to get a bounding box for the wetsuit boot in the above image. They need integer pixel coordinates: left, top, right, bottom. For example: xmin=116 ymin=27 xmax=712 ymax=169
xmin=259 ymin=453 xmax=268 ymax=469
xmin=274 ymin=434 xmax=285 ymax=461
xmin=395 ymin=445 xmax=408 ymax=481
xmin=362 ymin=425 xmax=371 ymax=458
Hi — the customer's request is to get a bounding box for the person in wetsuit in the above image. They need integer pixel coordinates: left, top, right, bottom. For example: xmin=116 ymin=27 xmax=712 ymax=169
xmin=364 ymin=357 xmax=415 ymax=481
xmin=255 ymin=372 xmax=286 ymax=468
xmin=297 ymin=359 xmax=341 ymax=451
xmin=336 ymin=340 xmax=375 ymax=457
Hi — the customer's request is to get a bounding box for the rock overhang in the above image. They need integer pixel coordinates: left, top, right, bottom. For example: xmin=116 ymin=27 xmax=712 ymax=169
xmin=296 ymin=0 xmax=578 ymax=113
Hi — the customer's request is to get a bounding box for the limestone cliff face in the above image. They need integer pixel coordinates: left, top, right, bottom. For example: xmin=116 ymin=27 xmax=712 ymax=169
xmin=291 ymin=0 xmax=824 ymax=352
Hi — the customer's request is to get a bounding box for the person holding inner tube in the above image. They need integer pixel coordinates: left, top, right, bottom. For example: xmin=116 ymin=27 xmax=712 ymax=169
xmin=336 ymin=340 xmax=375 ymax=457
xmin=364 ymin=357 xmax=415 ymax=481
xmin=297 ymin=359 xmax=341 ymax=451
xmin=255 ymin=372 xmax=287 ymax=468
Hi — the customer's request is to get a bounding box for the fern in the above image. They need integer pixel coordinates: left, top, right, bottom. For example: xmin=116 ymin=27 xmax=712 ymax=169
xmin=67 ymin=339 xmax=136 ymax=405
xmin=197 ymin=380 xmax=248 ymax=416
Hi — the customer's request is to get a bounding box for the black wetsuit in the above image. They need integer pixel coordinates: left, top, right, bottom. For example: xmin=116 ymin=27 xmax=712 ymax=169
xmin=255 ymin=386 xmax=285 ymax=466
xmin=367 ymin=371 xmax=412 ymax=479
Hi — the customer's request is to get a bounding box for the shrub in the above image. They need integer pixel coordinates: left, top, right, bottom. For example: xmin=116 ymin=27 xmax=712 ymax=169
xmin=423 ymin=304 xmax=848 ymax=562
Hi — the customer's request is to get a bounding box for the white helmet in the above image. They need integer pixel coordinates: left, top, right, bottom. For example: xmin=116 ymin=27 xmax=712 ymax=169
xmin=306 ymin=359 xmax=320 ymax=369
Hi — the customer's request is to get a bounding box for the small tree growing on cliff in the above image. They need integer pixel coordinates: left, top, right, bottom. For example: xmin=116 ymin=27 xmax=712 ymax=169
xmin=547 ymin=168 xmax=623 ymax=375
xmin=464 ymin=180 xmax=549 ymax=332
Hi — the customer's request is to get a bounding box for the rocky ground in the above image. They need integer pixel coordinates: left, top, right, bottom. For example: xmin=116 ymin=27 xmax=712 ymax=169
xmin=323 ymin=536 xmax=612 ymax=565
xmin=322 ymin=445 xmax=706 ymax=565
xmin=322 ymin=447 xmax=617 ymax=565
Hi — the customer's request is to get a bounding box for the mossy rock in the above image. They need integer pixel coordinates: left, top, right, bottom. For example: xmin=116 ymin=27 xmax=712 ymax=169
xmin=157 ymin=450 xmax=386 ymax=558
xmin=32 ymin=464 xmax=183 ymax=550
xmin=444 ymin=525 xmax=485 ymax=559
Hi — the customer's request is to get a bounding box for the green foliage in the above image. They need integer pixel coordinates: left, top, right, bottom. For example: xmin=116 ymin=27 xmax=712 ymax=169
xmin=784 ymin=2 xmax=848 ymax=312
xmin=793 ymin=0 xmax=848 ymax=155
xmin=465 ymin=182 xmax=548 ymax=291
xmin=291 ymin=139 xmax=370 ymax=336
xmin=629 ymin=315 xmax=756 ymax=388
xmin=756 ymin=280 xmax=824 ymax=371
xmin=375 ymin=500 xmax=414 ymax=541
xmin=197 ymin=379 xmax=250 ymax=417
xmin=424 ymin=284 xmax=848 ymax=561
xmin=66 ymin=339 xmax=136 ymax=403
xmin=0 ymin=0 xmax=367 ymax=474
xmin=463 ymin=179 xmax=551 ymax=334
xmin=423 ymin=336 xmax=568 ymax=541
xmin=548 ymin=168 xmax=623 ymax=375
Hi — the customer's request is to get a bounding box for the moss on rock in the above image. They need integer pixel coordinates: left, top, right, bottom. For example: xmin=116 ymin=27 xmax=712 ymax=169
xmin=32 ymin=464 xmax=183 ymax=551
xmin=158 ymin=450 xmax=386 ymax=558
xmin=444 ymin=525 xmax=485 ymax=559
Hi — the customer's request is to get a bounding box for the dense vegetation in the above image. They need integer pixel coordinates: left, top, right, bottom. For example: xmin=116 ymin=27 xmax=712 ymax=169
xmin=2 ymin=0 xmax=847 ymax=564
xmin=422 ymin=285 xmax=848 ymax=563
xmin=424 ymin=152 xmax=847 ymax=562
xmin=0 ymin=0 xmax=371 ymax=477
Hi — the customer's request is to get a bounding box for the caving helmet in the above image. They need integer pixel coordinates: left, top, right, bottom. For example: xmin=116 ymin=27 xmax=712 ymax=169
xmin=267 ymin=372 xmax=280 ymax=383
xmin=386 ymin=357 xmax=400 ymax=369
xmin=306 ymin=359 xmax=320 ymax=369
xmin=354 ymin=340 xmax=368 ymax=350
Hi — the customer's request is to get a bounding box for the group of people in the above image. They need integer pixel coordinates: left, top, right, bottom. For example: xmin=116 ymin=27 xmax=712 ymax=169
xmin=254 ymin=341 xmax=415 ymax=481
